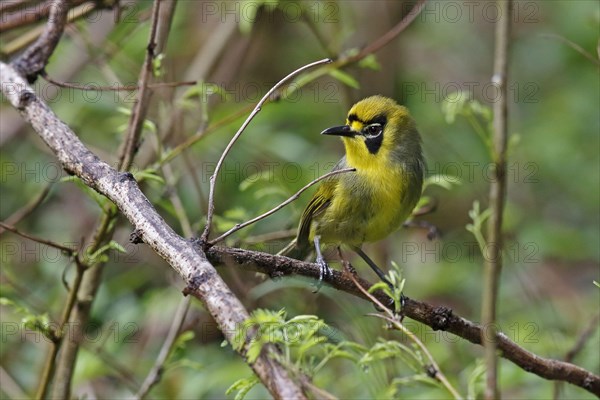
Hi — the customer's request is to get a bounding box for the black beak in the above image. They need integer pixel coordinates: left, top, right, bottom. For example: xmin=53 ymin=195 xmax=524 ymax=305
xmin=320 ymin=125 xmax=355 ymax=137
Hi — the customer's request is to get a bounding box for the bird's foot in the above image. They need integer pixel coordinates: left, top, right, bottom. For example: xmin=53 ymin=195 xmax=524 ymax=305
xmin=312 ymin=255 xmax=332 ymax=293
xmin=394 ymin=292 xmax=407 ymax=322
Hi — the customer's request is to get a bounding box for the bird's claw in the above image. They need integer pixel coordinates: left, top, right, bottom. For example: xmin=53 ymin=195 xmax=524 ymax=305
xmin=400 ymin=292 xmax=407 ymax=309
xmin=312 ymin=256 xmax=332 ymax=293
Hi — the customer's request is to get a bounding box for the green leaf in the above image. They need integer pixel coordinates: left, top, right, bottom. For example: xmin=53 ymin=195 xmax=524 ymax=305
xmin=1 ymin=298 xmax=53 ymax=339
xmin=467 ymin=359 xmax=486 ymax=400
xmin=226 ymin=376 xmax=259 ymax=400
xmin=152 ymin=53 xmax=165 ymax=77
xmin=359 ymin=340 xmax=421 ymax=373
xmin=368 ymin=261 xmax=405 ymax=313
xmin=168 ymin=331 xmax=196 ymax=363
xmin=328 ymin=69 xmax=360 ymax=89
xmin=64 ymin=176 xmax=110 ymax=210
xmin=164 ymin=358 xmax=203 ymax=373
xmin=182 ymin=81 xmax=225 ymax=103
xmin=441 ymin=91 xmax=469 ymax=124
xmin=239 ymin=0 xmax=279 ymax=35
xmin=85 ymin=240 xmax=125 ymax=265
xmin=358 ymin=54 xmax=381 ymax=70
xmin=134 ymin=169 xmax=165 ymax=185
xmin=424 ymin=174 xmax=461 ymax=191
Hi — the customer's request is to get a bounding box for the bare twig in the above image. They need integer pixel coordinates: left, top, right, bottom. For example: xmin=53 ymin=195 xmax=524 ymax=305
xmin=1 ymin=61 xmax=306 ymax=400
xmin=36 ymin=257 xmax=87 ymax=399
xmin=564 ymin=313 xmax=600 ymax=363
xmin=51 ymin=210 xmax=118 ymax=399
xmin=0 ymin=0 xmax=54 ymax=32
xmin=553 ymin=313 xmax=600 ymax=399
xmin=298 ymin=375 xmax=338 ymax=400
xmin=200 ymin=58 xmax=332 ymax=243
xmin=161 ymin=163 xmax=194 ymax=237
xmin=11 ymin=0 xmax=69 ymax=80
xmin=541 ymin=34 xmax=600 ymax=66
xmin=0 ymin=366 xmax=28 ymax=400
xmin=160 ymin=103 xmax=256 ymax=166
xmin=243 ymin=229 xmax=297 ymax=245
xmin=0 ymin=0 xmax=34 ymax=14
xmin=348 ymin=273 xmax=461 ymax=399
xmin=119 ymin=0 xmax=176 ymax=171
xmin=85 ymin=343 xmax=141 ymax=392
xmin=0 ymin=221 xmax=75 ymax=255
xmin=40 ymin=71 xmax=197 ymax=91
xmin=135 ymin=296 xmax=191 ymax=399
xmin=0 ymin=183 xmax=52 ymax=235
xmin=351 ymin=0 xmax=427 ymax=62
xmin=481 ymin=1 xmax=512 ymax=399
xmin=2 ymin=2 xmax=99 ymax=56
xmin=0 ymin=0 xmax=96 ymax=33
xmin=209 ymin=167 xmax=355 ymax=245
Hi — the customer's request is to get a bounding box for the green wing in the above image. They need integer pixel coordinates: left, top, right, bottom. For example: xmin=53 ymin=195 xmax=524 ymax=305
xmin=296 ymin=157 xmax=346 ymax=249
xmin=297 ymin=185 xmax=333 ymax=248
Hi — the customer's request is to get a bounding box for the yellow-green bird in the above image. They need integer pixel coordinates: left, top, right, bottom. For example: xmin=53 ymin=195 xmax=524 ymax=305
xmin=284 ymin=95 xmax=425 ymax=286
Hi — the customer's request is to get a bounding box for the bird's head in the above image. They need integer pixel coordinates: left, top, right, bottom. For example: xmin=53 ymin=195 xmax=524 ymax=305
xmin=321 ymin=95 xmax=421 ymax=170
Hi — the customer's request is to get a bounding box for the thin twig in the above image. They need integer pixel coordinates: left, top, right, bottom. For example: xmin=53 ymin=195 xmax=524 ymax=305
xmin=0 ymin=221 xmax=75 ymax=255
xmin=40 ymin=71 xmax=197 ymax=91
xmin=351 ymin=0 xmax=427 ymax=62
xmin=160 ymin=103 xmax=255 ymax=166
xmin=51 ymin=209 xmax=118 ymax=399
xmin=0 ymin=0 xmax=33 ymax=14
xmin=2 ymin=2 xmax=99 ymax=56
xmin=85 ymin=343 xmax=141 ymax=392
xmin=0 ymin=183 xmax=52 ymax=235
xmin=161 ymin=163 xmax=194 ymax=237
xmin=135 ymin=296 xmax=191 ymax=399
xmin=553 ymin=313 xmax=600 ymax=400
xmin=200 ymin=58 xmax=332 ymax=243
xmin=118 ymin=0 xmax=177 ymax=171
xmin=209 ymin=167 xmax=355 ymax=245
xmin=0 ymin=366 xmax=28 ymax=400
xmin=564 ymin=313 xmax=600 ymax=363
xmin=117 ymin=0 xmax=161 ymax=171
xmin=0 ymin=0 xmax=54 ymax=32
xmin=298 ymin=375 xmax=338 ymax=400
xmin=347 ymin=273 xmax=462 ymax=399
xmin=541 ymin=34 xmax=600 ymax=66
xmin=242 ymin=229 xmax=297 ymax=245
xmin=36 ymin=259 xmax=87 ymax=400
xmin=11 ymin=0 xmax=70 ymax=80
xmin=481 ymin=2 xmax=512 ymax=399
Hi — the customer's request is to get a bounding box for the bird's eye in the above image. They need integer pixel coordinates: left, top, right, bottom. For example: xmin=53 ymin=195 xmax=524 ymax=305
xmin=365 ymin=124 xmax=382 ymax=137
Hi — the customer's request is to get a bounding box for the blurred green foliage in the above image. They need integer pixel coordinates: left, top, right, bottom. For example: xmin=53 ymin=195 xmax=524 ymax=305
xmin=1 ymin=1 xmax=599 ymax=399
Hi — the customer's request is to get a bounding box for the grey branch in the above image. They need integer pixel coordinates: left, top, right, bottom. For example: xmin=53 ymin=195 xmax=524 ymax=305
xmin=0 ymin=62 xmax=306 ymax=400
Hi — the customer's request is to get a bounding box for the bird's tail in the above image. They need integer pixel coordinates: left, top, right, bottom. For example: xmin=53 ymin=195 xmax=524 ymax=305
xmin=277 ymin=238 xmax=312 ymax=261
